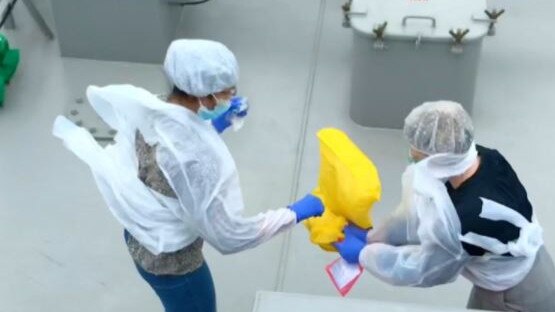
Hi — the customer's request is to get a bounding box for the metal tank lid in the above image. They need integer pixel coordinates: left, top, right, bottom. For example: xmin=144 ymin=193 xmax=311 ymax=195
xmin=349 ymin=0 xmax=492 ymax=41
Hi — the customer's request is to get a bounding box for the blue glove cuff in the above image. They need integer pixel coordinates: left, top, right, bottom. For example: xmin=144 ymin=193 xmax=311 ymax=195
xmin=288 ymin=194 xmax=324 ymax=223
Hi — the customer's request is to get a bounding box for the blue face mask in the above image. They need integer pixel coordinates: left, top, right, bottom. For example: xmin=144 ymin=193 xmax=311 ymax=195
xmin=197 ymin=95 xmax=231 ymax=120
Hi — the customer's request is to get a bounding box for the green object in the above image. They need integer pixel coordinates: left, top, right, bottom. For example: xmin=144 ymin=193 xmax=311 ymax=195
xmin=0 ymin=83 xmax=4 ymax=105
xmin=0 ymin=35 xmax=8 ymax=61
xmin=0 ymin=34 xmax=20 ymax=107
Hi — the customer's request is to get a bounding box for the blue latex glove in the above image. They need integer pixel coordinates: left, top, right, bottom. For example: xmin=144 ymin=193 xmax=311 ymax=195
xmin=334 ymin=226 xmax=368 ymax=264
xmin=212 ymin=96 xmax=248 ymax=133
xmin=288 ymin=194 xmax=324 ymax=223
xmin=344 ymin=224 xmax=370 ymax=242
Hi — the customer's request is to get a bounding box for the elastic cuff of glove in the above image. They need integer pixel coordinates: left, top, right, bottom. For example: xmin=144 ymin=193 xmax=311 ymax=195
xmin=358 ymin=245 xmax=371 ymax=266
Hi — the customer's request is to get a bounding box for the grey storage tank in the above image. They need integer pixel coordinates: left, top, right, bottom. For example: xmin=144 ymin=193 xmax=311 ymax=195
xmin=50 ymin=0 xmax=199 ymax=63
xmin=345 ymin=0 xmax=502 ymax=128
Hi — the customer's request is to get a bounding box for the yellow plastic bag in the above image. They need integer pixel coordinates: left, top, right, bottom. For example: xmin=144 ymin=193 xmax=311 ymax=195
xmin=305 ymin=128 xmax=381 ymax=252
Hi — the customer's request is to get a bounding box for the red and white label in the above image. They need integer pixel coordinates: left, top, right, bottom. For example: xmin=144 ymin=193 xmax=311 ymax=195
xmin=325 ymin=258 xmax=364 ymax=297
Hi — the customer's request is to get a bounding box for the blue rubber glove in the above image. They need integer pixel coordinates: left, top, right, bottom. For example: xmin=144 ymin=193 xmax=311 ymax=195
xmin=288 ymin=194 xmax=324 ymax=223
xmin=334 ymin=226 xmax=367 ymax=264
xmin=212 ymin=96 xmax=248 ymax=133
xmin=344 ymin=224 xmax=370 ymax=242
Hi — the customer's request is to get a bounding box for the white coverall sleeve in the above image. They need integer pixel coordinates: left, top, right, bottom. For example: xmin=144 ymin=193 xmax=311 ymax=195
xmin=359 ymin=241 xmax=467 ymax=287
xmin=367 ymin=166 xmax=415 ymax=246
xmin=367 ymin=212 xmax=409 ymax=246
xmin=154 ymin=119 xmax=296 ymax=255
xmin=199 ymin=188 xmax=296 ymax=255
xmin=362 ymin=165 xmax=470 ymax=287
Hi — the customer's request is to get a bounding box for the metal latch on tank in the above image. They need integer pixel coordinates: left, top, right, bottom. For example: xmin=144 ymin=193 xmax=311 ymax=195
xmin=472 ymin=8 xmax=505 ymax=36
xmin=372 ymin=22 xmax=387 ymax=50
xmin=449 ymin=28 xmax=470 ymax=54
xmin=342 ymin=0 xmax=367 ymax=28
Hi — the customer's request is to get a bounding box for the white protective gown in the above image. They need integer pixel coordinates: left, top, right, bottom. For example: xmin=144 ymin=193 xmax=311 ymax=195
xmin=53 ymin=84 xmax=296 ymax=255
xmin=361 ymin=145 xmax=543 ymax=291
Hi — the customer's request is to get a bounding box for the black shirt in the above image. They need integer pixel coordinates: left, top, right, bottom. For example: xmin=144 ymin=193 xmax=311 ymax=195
xmin=446 ymin=145 xmax=532 ymax=256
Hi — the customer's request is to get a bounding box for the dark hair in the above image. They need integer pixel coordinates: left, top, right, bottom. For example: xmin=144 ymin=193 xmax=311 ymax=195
xmin=171 ymin=86 xmax=190 ymax=98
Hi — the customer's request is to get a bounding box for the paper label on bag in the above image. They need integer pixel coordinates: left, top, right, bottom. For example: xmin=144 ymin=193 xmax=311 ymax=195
xmin=325 ymin=258 xmax=363 ymax=296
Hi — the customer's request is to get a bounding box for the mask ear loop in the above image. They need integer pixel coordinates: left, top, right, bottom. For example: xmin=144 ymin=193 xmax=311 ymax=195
xmin=212 ymin=94 xmax=228 ymax=105
xmin=198 ymin=95 xmax=218 ymax=112
xmin=408 ymin=145 xmax=429 ymax=163
xmin=408 ymin=150 xmax=416 ymax=164
xmin=198 ymin=97 xmax=208 ymax=111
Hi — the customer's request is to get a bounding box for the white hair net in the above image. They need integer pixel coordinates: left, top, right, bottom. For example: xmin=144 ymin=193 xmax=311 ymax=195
xmin=163 ymin=39 xmax=239 ymax=97
xmin=403 ymin=101 xmax=474 ymax=155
